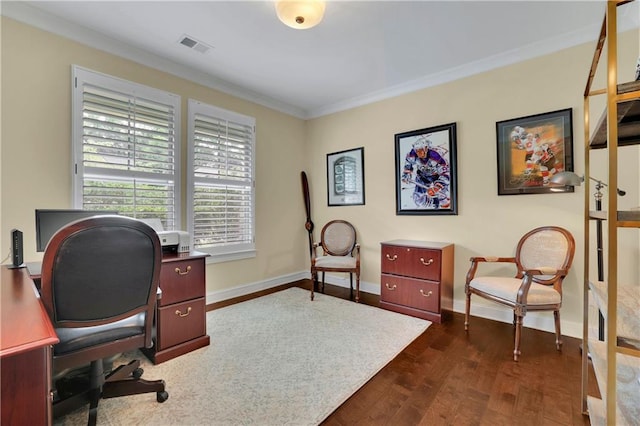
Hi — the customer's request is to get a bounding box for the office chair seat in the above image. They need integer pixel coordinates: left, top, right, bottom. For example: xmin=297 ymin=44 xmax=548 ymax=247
xmin=54 ymin=313 xmax=146 ymax=355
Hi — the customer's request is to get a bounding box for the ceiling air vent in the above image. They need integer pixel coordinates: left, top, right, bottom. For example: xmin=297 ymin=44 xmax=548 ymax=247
xmin=178 ymin=35 xmax=212 ymax=54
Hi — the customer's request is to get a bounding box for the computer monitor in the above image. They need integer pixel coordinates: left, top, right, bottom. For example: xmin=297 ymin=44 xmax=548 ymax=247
xmin=35 ymin=209 xmax=119 ymax=252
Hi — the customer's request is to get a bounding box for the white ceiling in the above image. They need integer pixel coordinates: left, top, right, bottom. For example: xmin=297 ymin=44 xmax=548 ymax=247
xmin=3 ymin=1 xmax=639 ymax=118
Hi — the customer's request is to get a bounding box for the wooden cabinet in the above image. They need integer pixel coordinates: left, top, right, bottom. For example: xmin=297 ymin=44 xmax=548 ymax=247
xmin=379 ymin=240 xmax=454 ymax=323
xmin=580 ymin=3 xmax=640 ymax=424
xmin=143 ymin=252 xmax=210 ymax=364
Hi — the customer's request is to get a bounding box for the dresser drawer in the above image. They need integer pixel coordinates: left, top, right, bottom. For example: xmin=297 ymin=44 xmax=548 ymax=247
xmin=158 ymin=258 xmax=205 ymax=306
xmin=381 ymin=245 xmax=441 ymax=281
xmin=157 ymin=297 xmax=206 ymax=349
xmin=380 ymin=274 xmax=440 ymax=313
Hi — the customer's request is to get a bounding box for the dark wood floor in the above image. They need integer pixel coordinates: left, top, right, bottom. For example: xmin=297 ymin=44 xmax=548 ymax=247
xmin=208 ymin=280 xmax=598 ymax=426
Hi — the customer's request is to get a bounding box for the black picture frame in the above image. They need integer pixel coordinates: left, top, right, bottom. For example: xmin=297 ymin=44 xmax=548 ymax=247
xmin=326 ymin=147 xmax=365 ymax=206
xmin=496 ymin=108 xmax=573 ymax=195
xmin=395 ymin=123 xmax=458 ymax=215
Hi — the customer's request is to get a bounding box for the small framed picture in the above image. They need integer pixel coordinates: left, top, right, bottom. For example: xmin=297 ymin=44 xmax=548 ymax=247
xmin=496 ymin=108 xmax=573 ymax=195
xmin=326 ymin=147 xmax=365 ymax=206
xmin=395 ymin=123 xmax=458 ymax=215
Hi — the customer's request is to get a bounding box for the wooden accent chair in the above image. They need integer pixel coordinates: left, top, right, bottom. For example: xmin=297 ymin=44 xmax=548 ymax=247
xmin=40 ymin=215 xmax=168 ymax=425
xmin=310 ymin=220 xmax=360 ymax=302
xmin=464 ymin=226 xmax=575 ymax=361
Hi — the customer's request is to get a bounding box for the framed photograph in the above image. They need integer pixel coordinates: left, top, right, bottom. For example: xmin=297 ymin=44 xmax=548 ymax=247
xmin=326 ymin=147 xmax=365 ymax=206
xmin=496 ymin=108 xmax=573 ymax=195
xmin=395 ymin=123 xmax=457 ymax=215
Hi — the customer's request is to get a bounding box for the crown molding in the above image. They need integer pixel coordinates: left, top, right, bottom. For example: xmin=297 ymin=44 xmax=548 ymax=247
xmin=3 ymin=1 xmax=637 ymax=121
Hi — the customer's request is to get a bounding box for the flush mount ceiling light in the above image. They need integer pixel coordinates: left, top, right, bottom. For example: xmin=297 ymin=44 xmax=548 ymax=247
xmin=275 ymin=0 xmax=326 ymax=30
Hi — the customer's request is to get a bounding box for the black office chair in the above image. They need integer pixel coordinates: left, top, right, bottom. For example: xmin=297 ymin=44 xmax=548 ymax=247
xmin=40 ymin=215 xmax=168 ymax=425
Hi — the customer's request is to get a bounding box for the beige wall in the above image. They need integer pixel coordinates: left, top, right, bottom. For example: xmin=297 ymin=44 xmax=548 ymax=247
xmin=1 ymin=16 xmax=638 ymax=337
xmin=305 ymin=29 xmax=639 ymax=336
xmin=0 ymin=17 xmax=308 ymax=293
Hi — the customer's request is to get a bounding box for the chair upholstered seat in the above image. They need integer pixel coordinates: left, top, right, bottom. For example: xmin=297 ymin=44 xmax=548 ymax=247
xmin=469 ymin=277 xmax=561 ymax=305
xmin=314 ymin=255 xmax=357 ymax=269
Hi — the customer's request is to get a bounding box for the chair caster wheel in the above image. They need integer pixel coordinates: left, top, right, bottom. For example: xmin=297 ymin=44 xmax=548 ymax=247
xmin=133 ymin=368 xmax=144 ymax=379
xmin=157 ymin=391 xmax=169 ymax=403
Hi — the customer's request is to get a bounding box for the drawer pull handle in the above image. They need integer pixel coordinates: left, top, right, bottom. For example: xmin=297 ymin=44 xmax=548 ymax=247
xmin=175 ymin=307 xmax=192 ymax=317
xmin=175 ymin=265 xmax=192 ymax=276
xmin=419 ymin=257 xmax=434 ymax=266
xmin=420 ymin=289 xmax=433 ymax=298
xmin=385 ymin=283 xmax=397 ymax=291
xmin=386 ymin=254 xmax=398 ymax=261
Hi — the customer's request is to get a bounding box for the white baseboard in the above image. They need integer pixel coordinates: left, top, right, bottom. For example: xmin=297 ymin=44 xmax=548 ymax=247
xmin=205 ymin=271 xmax=308 ymax=304
xmin=452 ymin=300 xmax=582 ymax=339
xmin=206 ymin=271 xmax=582 ymax=339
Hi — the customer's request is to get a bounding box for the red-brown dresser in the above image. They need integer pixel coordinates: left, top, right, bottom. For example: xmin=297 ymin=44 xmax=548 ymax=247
xmin=143 ymin=251 xmax=210 ymax=364
xmin=380 ymin=240 xmax=454 ymax=323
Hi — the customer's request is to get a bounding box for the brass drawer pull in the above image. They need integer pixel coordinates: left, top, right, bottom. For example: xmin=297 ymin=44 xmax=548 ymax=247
xmin=419 ymin=257 xmax=434 ymax=266
xmin=175 ymin=307 xmax=192 ymax=317
xmin=385 ymin=283 xmax=397 ymax=291
xmin=386 ymin=254 xmax=398 ymax=261
xmin=175 ymin=265 xmax=192 ymax=276
xmin=420 ymin=289 xmax=433 ymax=298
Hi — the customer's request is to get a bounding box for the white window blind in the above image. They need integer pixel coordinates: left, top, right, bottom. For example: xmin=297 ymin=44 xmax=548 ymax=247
xmin=72 ymin=67 xmax=181 ymax=230
xmin=187 ymin=100 xmax=255 ymax=261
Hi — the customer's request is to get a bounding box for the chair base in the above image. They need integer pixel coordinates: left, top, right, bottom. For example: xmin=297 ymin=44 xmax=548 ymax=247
xmin=310 ymin=272 xmax=360 ymax=303
xmin=53 ymin=359 xmax=168 ymax=425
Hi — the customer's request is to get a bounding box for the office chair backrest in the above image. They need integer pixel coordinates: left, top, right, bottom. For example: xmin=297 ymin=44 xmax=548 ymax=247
xmin=40 ymin=215 xmax=161 ymax=338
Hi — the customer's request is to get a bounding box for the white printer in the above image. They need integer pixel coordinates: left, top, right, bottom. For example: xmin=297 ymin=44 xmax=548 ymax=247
xmin=139 ymin=218 xmax=191 ymax=253
xmin=158 ymin=230 xmax=191 ymax=253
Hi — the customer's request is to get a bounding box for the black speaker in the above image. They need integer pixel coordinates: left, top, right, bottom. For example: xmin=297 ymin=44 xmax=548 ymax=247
xmin=10 ymin=229 xmax=25 ymax=269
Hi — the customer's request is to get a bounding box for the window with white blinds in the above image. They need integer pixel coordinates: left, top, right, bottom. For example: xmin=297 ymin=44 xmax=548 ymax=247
xmin=72 ymin=67 xmax=181 ymax=230
xmin=187 ymin=99 xmax=255 ymax=261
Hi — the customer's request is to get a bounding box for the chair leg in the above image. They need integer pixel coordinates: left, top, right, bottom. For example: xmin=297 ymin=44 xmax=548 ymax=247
xmin=321 ymin=272 xmax=325 ymax=293
xmin=554 ymin=310 xmax=563 ymax=351
xmin=514 ymin=314 xmax=523 ymax=362
xmin=310 ymin=271 xmax=316 ymax=301
xmin=464 ymin=292 xmax=471 ymax=331
xmin=355 ymin=273 xmax=360 ymax=303
xmin=349 ymin=274 xmax=353 ymax=301
xmin=87 ymin=388 xmax=100 ymax=426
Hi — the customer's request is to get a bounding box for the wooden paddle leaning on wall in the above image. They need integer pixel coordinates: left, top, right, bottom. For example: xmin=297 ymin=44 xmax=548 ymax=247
xmin=301 ymin=171 xmax=316 ymax=300
xmin=301 ymin=171 xmax=315 ymax=258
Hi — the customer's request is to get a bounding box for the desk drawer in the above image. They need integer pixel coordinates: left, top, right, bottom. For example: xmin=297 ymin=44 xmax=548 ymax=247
xmin=381 ymin=245 xmax=441 ymax=281
xmin=158 ymin=258 xmax=205 ymax=306
xmin=157 ymin=297 xmax=206 ymax=349
xmin=380 ymin=274 xmax=440 ymax=313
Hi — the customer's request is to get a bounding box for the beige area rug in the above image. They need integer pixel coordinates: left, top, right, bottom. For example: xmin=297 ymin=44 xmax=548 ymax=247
xmin=55 ymin=287 xmax=431 ymax=425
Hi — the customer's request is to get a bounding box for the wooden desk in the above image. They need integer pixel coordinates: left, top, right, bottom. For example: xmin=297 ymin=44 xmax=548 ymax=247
xmin=1 ymin=266 xmax=59 ymax=425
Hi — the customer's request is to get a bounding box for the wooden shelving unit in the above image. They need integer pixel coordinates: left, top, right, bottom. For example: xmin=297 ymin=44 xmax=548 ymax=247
xmin=581 ymin=1 xmax=640 ymax=424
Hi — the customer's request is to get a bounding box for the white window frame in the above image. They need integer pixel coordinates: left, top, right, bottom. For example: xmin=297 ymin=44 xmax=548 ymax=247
xmin=187 ymin=99 xmax=256 ymax=263
xmin=71 ymin=66 xmax=181 ymax=229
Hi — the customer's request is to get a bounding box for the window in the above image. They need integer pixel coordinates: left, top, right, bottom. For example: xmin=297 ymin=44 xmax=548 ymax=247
xmin=187 ymin=100 xmax=255 ymax=262
xmin=72 ymin=66 xmax=181 ymax=230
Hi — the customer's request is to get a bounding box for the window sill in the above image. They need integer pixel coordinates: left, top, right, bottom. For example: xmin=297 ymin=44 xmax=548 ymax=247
xmin=204 ymin=249 xmax=257 ymax=264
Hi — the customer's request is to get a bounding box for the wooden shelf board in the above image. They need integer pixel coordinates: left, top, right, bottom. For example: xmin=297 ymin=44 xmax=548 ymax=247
xmin=589 ymin=210 xmax=640 ymax=222
xmin=587 ymin=339 xmax=640 ymax=425
xmin=589 ymin=281 xmax=640 ymax=345
xmin=589 ymin=80 xmax=640 ymax=149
